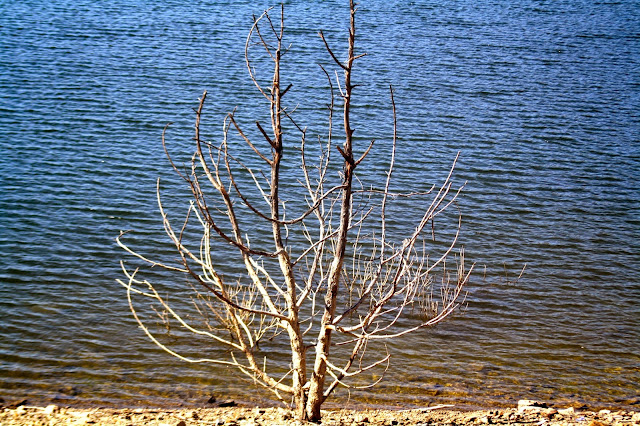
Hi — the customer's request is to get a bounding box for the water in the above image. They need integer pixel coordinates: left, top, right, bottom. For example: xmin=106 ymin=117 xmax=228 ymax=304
xmin=1 ymin=0 xmax=639 ymax=411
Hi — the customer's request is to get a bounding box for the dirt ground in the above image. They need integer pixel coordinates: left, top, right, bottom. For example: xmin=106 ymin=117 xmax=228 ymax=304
xmin=1 ymin=402 xmax=639 ymax=426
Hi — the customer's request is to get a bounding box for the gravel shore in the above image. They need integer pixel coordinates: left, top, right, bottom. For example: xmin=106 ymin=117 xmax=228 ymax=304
xmin=1 ymin=401 xmax=639 ymax=426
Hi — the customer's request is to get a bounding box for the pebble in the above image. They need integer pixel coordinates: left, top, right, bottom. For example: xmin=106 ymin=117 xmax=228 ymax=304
xmin=519 ymin=406 xmax=547 ymax=414
xmin=1 ymin=404 xmax=639 ymax=426
xmin=518 ymin=400 xmax=549 ymax=413
xmin=44 ymin=404 xmax=59 ymax=415
xmin=558 ymin=407 xmax=575 ymax=416
xmin=518 ymin=400 xmax=547 ymax=409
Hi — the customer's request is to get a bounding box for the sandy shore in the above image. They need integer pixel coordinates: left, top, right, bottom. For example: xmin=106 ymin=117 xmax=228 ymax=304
xmin=1 ymin=401 xmax=639 ymax=426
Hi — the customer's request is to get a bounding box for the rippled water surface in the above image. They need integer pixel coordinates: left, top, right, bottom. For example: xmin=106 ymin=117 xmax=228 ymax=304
xmin=1 ymin=0 xmax=639 ymax=411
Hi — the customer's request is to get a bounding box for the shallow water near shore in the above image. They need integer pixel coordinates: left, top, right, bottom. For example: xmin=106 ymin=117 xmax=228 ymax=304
xmin=1 ymin=0 xmax=639 ymax=411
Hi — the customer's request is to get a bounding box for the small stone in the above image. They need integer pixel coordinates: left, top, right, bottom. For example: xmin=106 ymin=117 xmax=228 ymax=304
xmin=617 ymin=397 xmax=640 ymax=405
xmin=44 ymin=404 xmax=59 ymax=415
xmin=191 ymin=410 xmax=200 ymax=419
xmin=58 ymin=385 xmax=81 ymax=396
xmin=520 ymin=406 xmax=547 ymax=414
xmin=8 ymin=399 xmax=27 ymax=409
xmin=218 ymin=400 xmax=237 ymax=408
xmin=480 ymin=416 xmax=491 ymax=424
xmin=15 ymin=405 xmax=27 ymax=415
xmin=176 ymin=421 xmax=187 ymax=426
xmin=207 ymin=395 xmax=217 ymax=404
xmin=598 ymin=409 xmax=611 ymax=416
xmin=558 ymin=407 xmax=575 ymax=416
xmin=72 ymin=412 xmax=92 ymax=424
xmin=518 ymin=399 xmax=548 ymax=409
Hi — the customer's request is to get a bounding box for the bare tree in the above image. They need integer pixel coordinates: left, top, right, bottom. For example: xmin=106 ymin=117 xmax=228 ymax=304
xmin=117 ymin=1 xmax=471 ymax=421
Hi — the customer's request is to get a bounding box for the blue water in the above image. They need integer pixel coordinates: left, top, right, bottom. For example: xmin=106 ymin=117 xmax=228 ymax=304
xmin=1 ymin=0 xmax=639 ymax=411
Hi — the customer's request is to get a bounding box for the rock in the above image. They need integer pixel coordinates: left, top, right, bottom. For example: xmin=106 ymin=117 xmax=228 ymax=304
xmin=218 ymin=400 xmax=237 ymax=408
xmin=518 ymin=399 xmax=549 ymax=413
xmin=616 ymin=397 xmax=640 ymax=405
xmin=598 ymin=409 xmax=611 ymax=416
xmin=58 ymin=386 xmax=81 ymax=396
xmin=44 ymin=404 xmax=59 ymax=415
xmin=176 ymin=421 xmax=187 ymax=426
xmin=68 ymin=410 xmax=93 ymax=425
xmin=519 ymin=406 xmax=547 ymax=414
xmin=518 ymin=399 xmax=548 ymax=409
xmin=631 ymin=412 xmax=640 ymax=422
xmin=558 ymin=407 xmax=575 ymax=416
xmin=207 ymin=395 xmax=217 ymax=404
xmin=7 ymin=399 xmax=27 ymax=409
xmin=15 ymin=405 xmax=27 ymax=415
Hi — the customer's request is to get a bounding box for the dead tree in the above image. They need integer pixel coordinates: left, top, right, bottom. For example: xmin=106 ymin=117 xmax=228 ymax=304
xmin=117 ymin=1 xmax=471 ymax=421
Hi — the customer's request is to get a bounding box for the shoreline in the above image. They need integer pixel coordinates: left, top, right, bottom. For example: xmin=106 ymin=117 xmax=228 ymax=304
xmin=1 ymin=400 xmax=639 ymax=425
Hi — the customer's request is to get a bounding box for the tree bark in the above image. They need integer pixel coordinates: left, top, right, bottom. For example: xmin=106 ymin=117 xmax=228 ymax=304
xmin=305 ymin=1 xmax=357 ymax=420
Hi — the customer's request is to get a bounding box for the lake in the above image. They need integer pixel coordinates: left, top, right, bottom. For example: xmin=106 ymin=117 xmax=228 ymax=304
xmin=0 ymin=0 xmax=638 ymax=411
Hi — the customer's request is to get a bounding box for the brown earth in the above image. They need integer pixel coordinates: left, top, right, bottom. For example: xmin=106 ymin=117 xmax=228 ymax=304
xmin=1 ymin=402 xmax=639 ymax=426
